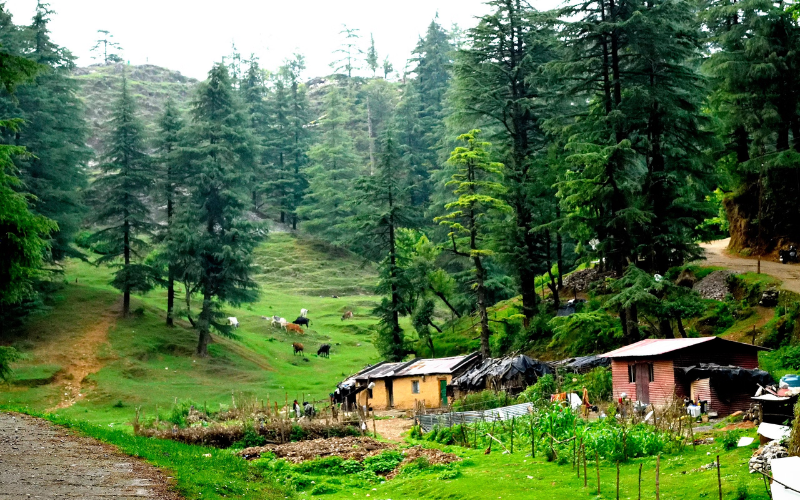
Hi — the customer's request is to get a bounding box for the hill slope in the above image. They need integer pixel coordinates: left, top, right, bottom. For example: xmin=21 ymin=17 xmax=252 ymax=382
xmin=0 ymin=233 xmax=386 ymax=427
xmin=73 ymin=63 xmax=197 ymax=152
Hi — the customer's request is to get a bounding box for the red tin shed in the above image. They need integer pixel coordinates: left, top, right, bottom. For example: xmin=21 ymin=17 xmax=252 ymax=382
xmin=600 ymin=338 xmax=769 ymax=416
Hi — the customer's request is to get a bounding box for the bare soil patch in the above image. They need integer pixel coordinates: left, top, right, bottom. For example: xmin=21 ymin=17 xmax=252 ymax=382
xmin=0 ymin=412 xmax=180 ymax=500
xmin=373 ymin=417 xmax=413 ymax=442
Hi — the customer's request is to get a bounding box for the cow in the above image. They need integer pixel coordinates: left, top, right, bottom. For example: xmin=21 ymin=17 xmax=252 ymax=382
xmin=271 ymin=316 xmax=287 ymax=329
xmin=317 ymin=344 xmax=331 ymax=358
xmin=341 ymin=311 xmax=353 ymax=320
xmin=286 ymin=323 xmax=304 ymax=334
xmin=294 ymin=316 xmax=310 ymax=328
xmin=227 ymin=317 xmax=239 ymax=328
xmin=292 ymin=342 xmax=304 ymax=356
xmin=300 ymin=308 xmax=309 ymax=318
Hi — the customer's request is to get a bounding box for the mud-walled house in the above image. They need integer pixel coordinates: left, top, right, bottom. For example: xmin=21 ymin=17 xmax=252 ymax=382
xmin=601 ymin=338 xmax=771 ymax=416
xmin=334 ymin=353 xmax=481 ymax=411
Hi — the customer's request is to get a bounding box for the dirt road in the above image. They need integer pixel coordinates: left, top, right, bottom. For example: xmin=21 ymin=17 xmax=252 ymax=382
xmin=0 ymin=413 xmax=180 ymax=500
xmin=700 ymin=238 xmax=800 ymax=293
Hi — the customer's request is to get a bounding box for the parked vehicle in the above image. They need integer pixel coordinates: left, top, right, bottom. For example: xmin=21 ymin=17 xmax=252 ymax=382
xmin=779 ymin=245 xmax=798 ymax=264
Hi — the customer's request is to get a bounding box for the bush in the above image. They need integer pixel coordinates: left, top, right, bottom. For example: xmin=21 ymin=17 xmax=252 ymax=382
xmin=294 ymin=456 xmax=344 ymax=474
xmin=232 ymin=429 xmax=267 ymax=449
xmin=363 ymin=450 xmax=403 ymax=474
xmin=451 ymin=390 xmax=513 ymax=412
xmin=777 ymin=344 xmax=800 ymax=369
xmin=311 ymin=483 xmax=338 ymax=495
xmin=720 ymin=430 xmax=740 ymax=450
xmin=0 ymin=346 xmax=22 ymax=382
xmin=409 ymin=425 xmax=423 ymax=439
xmin=520 ymin=374 xmax=557 ymax=402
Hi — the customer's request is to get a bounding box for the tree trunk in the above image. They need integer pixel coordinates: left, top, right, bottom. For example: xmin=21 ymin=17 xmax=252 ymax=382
xmin=659 ymin=318 xmax=674 ymax=338
xmin=367 ymin=98 xmax=376 ymax=176
xmin=546 ymin=232 xmax=560 ymax=308
xmin=626 ymin=305 xmax=640 ymax=341
xmin=556 ymin=207 xmax=564 ymax=290
xmin=122 ymin=212 xmax=130 ymax=317
xmin=675 ymin=316 xmax=686 ymax=338
xmin=475 ymin=255 xmax=492 ymax=358
xmin=166 ymin=194 xmax=174 ymax=327
xmin=197 ymin=292 xmax=212 ymax=357
xmin=433 ymin=289 xmax=461 ymax=318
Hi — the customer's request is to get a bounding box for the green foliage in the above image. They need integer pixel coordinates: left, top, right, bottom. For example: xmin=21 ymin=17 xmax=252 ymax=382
xmin=0 ymin=346 xmax=21 ymax=382
xmin=777 ymin=345 xmax=800 ymax=370
xmin=452 ymin=390 xmax=514 ymax=412
xmin=232 ymin=429 xmax=268 ymax=449
xmin=561 ymin=367 xmax=613 ymax=403
xmin=363 ymin=450 xmax=404 ymax=474
xmin=720 ymin=430 xmax=741 ymax=451
xmin=520 ymin=374 xmax=557 ymax=402
xmin=549 ymin=310 xmax=621 ymax=356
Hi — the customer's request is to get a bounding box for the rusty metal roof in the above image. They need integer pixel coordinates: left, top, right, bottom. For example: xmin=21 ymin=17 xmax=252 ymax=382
xmin=353 ymin=362 xmax=403 ymax=381
xmin=600 ymin=337 xmax=766 ymax=359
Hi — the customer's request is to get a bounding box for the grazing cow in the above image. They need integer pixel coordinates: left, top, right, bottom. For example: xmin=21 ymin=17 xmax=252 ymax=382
xmin=317 ymin=344 xmax=331 ymax=358
xmin=292 ymin=342 xmax=304 ymax=356
xmin=294 ymin=316 xmax=310 ymax=328
xmin=286 ymin=323 xmax=304 ymax=334
xmin=300 ymin=308 xmax=309 ymax=318
xmin=271 ymin=316 xmax=287 ymax=329
xmin=227 ymin=317 xmax=239 ymax=328
xmin=341 ymin=311 xmax=353 ymax=321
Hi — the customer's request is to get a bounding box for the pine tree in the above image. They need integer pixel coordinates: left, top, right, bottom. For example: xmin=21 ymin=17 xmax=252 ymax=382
xmin=240 ymin=57 xmax=269 ymax=210
xmin=89 ymin=72 xmax=154 ymax=317
xmin=298 ymin=86 xmax=361 ymax=244
xmin=2 ymin=3 xmax=91 ymax=261
xmin=91 ymin=29 xmax=122 ymax=64
xmin=351 ymin=136 xmax=413 ymax=361
xmin=435 ymin=130 xmax=508 ymax=357
xmin=332 ymin=25 xmax=362 ymax=78
xmin=154 ymin=98 xmax=184 ymax=326
xmin=180 ymin=63 xmax=261 ymax=356
xmin=382 ymin=56 xmax=393 ymax=79
xmin=366 ymin=34 xmax=379 ymax=77
xmin=452 ymin=0 xmax=562 ymax=322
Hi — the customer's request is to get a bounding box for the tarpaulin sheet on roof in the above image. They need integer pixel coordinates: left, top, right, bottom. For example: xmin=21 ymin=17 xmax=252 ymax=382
xmin=552 ymin=355 xmax=610 ymax=373
xmin=675 ymin=363 xmax=774 ymax=387
xmin=451 ymin=355 xmax=553 ymax=393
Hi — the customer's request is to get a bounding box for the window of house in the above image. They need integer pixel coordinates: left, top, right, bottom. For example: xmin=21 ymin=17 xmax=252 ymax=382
xmin=628 ymin=364 xmax=655 ymax=383
xmin=411 ymin=380 xmax=420 ymax=394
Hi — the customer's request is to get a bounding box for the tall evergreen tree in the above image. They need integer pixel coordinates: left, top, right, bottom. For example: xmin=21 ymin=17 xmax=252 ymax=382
xmin=90 ymin=29 xmax=122 ymax=64
xmin=0 ymin=3 xmax=91 ymax=261
xmin=332 ymin=25 xmax=362 ymax=77
xmin=89 ymin=73 xmax=153 ymax=316
xmin=154 ymin=98 xmax=184 ymax=326
xmin=366 ymin=34 xmax=379 ymax=77
xmin=299 ymin=86 xmax=361 ymax=244
xmin=436 ymin=130 xmax=508 ymax=357
xmin=240 ymin=57 xmax=270 ymax=210
xmin=351 ymin=136 xmax=413 ymax=361
xmin=452 ymin=0 xmax=562 ymax=322
xmin=180 ymin=63 xmax=261 ymax=356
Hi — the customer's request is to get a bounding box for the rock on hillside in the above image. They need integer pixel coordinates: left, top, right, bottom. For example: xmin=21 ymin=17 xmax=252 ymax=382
xmin=73 ymin=63 xmax=197 ymax=153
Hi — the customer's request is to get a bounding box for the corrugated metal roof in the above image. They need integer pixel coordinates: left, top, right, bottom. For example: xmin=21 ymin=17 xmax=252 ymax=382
xmin=394 ymin=355 xmax=474 ymax=376
xmin=600 ymin=337 xmax=765 ymax=358
xmin=354 ymin=362 xmax=403 ymax=380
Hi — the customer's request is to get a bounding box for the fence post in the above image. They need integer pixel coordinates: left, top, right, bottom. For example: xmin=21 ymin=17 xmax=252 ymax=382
xmin=616 ymin=462 xmax=620 ymax=500
xmin=638 ymin=463 xmax=642 ymax=500
xmin=595 ymin=451 xmax=600 ymax=495
xmin=530 ymin=415 xmax=535 ymax=458
xmin=582 ymin=445 xmax=588 ymax=488
xmin=716 ymin=455 xmax=722 ymax=500
xmin=656 ymin=454 xmax=661 ymax=500
xmin=511 ymin=416 xmax=514 ymax=454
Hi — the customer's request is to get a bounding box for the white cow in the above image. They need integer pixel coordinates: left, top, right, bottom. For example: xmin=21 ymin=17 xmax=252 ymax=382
xmin=300 ymin=308 xmax=309 ymax=318
xmin=271 ymin=316 xmax=288 ymax=329
xmin=227 ymin=317 xmax=239 ymax=328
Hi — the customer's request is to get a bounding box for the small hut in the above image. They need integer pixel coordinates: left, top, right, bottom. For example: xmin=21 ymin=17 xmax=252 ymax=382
xmin=450 ymin=354 xmax=554 ymax=398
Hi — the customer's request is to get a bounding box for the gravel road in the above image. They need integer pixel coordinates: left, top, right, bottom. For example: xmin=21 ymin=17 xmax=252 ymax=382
xmin=700 ymin=238 xmax=800 ymax=293
xmin=0 ymin=412 xmax=180 ymax=500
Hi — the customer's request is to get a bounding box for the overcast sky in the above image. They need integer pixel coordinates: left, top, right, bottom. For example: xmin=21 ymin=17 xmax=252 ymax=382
xmin=0 ymin=0 xmax=540 ymax=81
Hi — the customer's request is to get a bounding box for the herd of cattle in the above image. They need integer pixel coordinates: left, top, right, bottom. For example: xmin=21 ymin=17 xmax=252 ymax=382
xmin=226 ymin=308 xmax=355 ymax=358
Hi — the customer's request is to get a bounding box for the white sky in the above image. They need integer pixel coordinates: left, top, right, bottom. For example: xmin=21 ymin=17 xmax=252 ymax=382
xmin=0 ymin=0 xmax=545 ymax=81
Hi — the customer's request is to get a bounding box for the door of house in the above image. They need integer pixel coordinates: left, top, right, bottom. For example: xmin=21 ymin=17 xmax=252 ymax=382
xmin=386 ymin=379 xmax=394 ymax=408
xmin=439 ymin=379 xmax=447 ymax=407
xmin=635 ymin=364 xmax=651 ymax=404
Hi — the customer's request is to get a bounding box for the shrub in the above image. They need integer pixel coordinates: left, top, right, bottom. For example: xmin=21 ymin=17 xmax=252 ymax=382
xmin=340 ymin=460 xmax=363 ymax=474
xmin=451 ymin=390 xmax=512 ymax=412
xmin=311 ymin=483 xmax=338 ymax=495
xmin=0 ymin=346 xmax=22 ymax=382
xmin=720 ymin=430 xmax=740 ymax=450
xmin=437 ymin=467 xmax=460 ymax=480
xmin=363 ymin=451 xmax=403 ymax=474
xmin=232 ymin=429 xmax=267 ymax=449
xmin=295 ymin=456 xmax=344 ymax=474
xmin=409 ymin=425 xmax=423 ymax=439
xmin=520 ymin=374 xmax=557 ymax=402
xmin=778 ymin=344 xmax=800 ymax=369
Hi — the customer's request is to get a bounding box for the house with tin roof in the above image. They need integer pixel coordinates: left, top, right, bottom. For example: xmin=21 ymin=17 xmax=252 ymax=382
xmin=600 ymin=338 xmax=771 ymax=416
xmin=334 ymin=353 xmax=481 ymax=411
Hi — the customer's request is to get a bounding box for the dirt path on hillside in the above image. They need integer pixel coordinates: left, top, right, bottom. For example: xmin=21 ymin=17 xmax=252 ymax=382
xmin=373 ymin=417 xmax=413 ymax=442
xmin=45 ymin=304 xmax=118 ymax=411
xmin=0 ymin=412 xmax=180 ymax=500
xmin=700 ymin=238 xmax=800 ymax=293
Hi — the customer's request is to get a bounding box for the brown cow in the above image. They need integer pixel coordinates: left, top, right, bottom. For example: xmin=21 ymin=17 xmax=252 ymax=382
xmin=292 ymin=342 xmax=304 ymax=356
xmin=286 ymin=323 xmax=304 ymax=334
xmin=341 ymin=311 xmax=353 ymax=321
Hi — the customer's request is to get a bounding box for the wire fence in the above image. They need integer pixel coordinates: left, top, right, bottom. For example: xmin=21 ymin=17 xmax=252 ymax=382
xmin=416 ymin=402 xmax=533 ymax=432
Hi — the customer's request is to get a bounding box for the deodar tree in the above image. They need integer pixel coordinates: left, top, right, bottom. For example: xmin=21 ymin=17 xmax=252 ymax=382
xmin=436 ymin=130 xmax=508 ymax=357
xmin=180 ymin=63 xmax=262 ymax=356
xmin=89 ymin=72 xmax=154 ymax=317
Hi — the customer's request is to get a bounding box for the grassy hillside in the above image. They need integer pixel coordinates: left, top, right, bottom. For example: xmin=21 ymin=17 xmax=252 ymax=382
xmin=1 ymin=233 xmax=391 ymax=427
xmin=73 ymin=63 xmax=197 ymax=152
